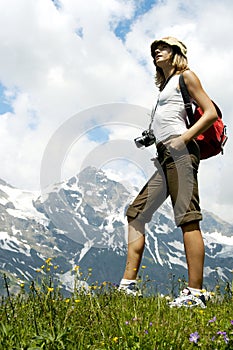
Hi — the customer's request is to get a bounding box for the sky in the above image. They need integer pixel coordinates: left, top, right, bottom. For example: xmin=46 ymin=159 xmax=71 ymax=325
xmin=1 ymin=0 xmax=233 ymax=225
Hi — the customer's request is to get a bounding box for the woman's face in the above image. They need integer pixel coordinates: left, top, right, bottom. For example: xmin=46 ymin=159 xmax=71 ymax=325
xmin=153 ymin=43 xmax=173 ymax=67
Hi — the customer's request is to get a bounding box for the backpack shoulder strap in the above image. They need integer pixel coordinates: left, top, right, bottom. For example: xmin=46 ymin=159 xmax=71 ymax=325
xmin=179 ymin=73 xmax=195 ymax=126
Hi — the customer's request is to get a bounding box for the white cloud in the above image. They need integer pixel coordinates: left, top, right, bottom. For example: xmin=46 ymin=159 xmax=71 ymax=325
xmin=0 ymin=0 xmax=233 ymax=224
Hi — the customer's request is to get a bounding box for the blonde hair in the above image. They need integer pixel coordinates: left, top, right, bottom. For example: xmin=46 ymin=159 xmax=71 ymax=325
xmin=155 ymin=51 xmax=188 ymax=90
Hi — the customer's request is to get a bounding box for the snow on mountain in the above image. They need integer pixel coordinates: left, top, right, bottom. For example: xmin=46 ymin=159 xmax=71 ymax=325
xmin=0 ymin=167 xmax=233 ymax=295
xmin=204 ymin=230 xmax=233 ymax=246
xmin=0 ymin=180 xmax=48 ymax=225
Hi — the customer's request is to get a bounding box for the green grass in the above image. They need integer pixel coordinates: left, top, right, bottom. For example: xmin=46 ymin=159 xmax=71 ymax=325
xmin=0 ymin=268 xmax=233 ymax=349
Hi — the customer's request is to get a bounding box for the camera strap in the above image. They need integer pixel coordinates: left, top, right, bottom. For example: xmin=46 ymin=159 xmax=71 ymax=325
xmin=148 ymin=102 xmax=159 ymax=131
xmin=148 ymin=73 xmax=175 ymax=130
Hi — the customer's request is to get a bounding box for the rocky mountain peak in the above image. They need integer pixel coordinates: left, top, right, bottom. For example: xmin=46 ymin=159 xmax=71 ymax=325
xmin=0 ymin=167 xmax=233 ymax=295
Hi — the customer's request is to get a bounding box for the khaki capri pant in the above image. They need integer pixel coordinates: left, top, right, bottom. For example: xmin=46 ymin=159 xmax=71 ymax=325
xmin=126 ymin=138 xmax=202 ymax=227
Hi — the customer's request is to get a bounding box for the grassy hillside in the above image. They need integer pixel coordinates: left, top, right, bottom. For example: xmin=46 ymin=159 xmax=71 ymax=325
xmin=1 ymin=263 xmax=232 ymax=349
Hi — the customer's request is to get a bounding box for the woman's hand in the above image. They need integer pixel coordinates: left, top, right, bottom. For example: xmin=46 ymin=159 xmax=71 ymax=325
xmin=164 ymin=135 xmax=186 ymax=152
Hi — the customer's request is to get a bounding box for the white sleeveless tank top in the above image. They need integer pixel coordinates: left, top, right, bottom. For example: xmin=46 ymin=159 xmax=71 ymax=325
xmin=152 ymin=74 xmax=187 ymax=143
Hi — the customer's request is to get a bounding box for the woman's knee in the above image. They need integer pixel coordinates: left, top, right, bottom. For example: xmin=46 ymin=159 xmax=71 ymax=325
xmin=181 ymin=220 xmax=200 ymax=233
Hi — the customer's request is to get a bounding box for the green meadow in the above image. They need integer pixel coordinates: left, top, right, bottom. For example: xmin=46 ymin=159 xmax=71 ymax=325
xmin=1 ymin=261 xmax=232 ymax=349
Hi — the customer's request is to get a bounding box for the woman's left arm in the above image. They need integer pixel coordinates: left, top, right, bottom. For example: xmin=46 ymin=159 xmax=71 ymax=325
xmin=180 ymin=69 xmax=218 ymax=144
xmin=167 ymin=70 xmax=218 ymax=151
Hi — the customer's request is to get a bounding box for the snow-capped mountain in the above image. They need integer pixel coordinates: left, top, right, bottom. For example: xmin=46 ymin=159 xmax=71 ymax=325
xmin=0 ymin=167 xmax=233 ymax=295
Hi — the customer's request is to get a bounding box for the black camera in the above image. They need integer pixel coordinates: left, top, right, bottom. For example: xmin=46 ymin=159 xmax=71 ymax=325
xmin=134 ymin=129 xmax=156 ymax=148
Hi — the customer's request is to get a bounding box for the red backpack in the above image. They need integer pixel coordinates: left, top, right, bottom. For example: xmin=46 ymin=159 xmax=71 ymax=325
xmin=179 ymin=74 xmax=228 ymax=160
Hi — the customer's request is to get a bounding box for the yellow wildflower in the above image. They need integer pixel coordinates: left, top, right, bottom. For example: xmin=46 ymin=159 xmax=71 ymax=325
xmin=113 ymin=337 xmax=118 ymax=342
xmin=75 ymin=299 xmax=81 ymax=303
xmin=45 ymin=258 xmax=52 ymax=265
xmin=47 ymin=287 xmax=54 ymax=293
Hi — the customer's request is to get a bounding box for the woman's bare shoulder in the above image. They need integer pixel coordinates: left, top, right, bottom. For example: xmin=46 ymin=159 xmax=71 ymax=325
xmin=182 ymin=69 xmax=201 ymax=86
xmin=183 ymin=69 xmax=199 ymax=82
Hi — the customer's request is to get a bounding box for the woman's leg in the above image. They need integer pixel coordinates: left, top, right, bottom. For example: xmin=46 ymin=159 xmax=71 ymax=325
xmin=181 ymin=221 xmax=205 ymax=289
xmin=120 ymin=167 xmax=167 ymax=287
xmin=122 ymin=220 xmax=145 ymax=280
xmin=166 ymin=143 xmax=204 ymax=289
